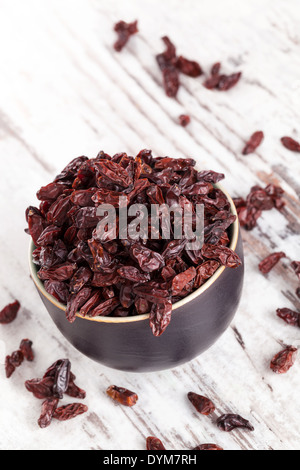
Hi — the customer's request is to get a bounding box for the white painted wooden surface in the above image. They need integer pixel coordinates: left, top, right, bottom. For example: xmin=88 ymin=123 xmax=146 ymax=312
xmin=0 ymin=0 xmax=300 ymax=450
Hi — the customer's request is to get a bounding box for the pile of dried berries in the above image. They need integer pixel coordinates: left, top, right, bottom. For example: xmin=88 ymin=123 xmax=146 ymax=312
xmin=0 ymin=300 xmax=20 ymax=324
xmin=26 ymin=151 xmax=241 ymax=336
xmin=233 ymin=183 xmax=285 ymax=231
xmin=25 ymin=359 xmax=87 ymax=428
xmin=156 ymin=36 xmax=203 ymax=98
xmin=113 ymin=20 xmax=138 ymax=52
xmin=203 ymin=62 xmax=242 ymax=91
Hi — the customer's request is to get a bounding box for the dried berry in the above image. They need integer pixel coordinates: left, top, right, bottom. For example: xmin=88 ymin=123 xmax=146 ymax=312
xmin=53 ymin=403 xmax=88 ymax=421
xmin=106 ymin=385 xmax=138 ymax=407
xmin=204 ymin=63 xmax=241 ymax=91
xmin=291 ymin=261 xmax=300 ymax=280
xmin=187 ymin=392 xmax=215 ymax=415
xmin=146 ymin=436 xmax=166 ymax=450
xmin=38 ymin=398 xmax=59 ymax=428
xmin=258 ymin=252 xmax=286 ymax=274
xmin=179 ymin=114 xmax=191 ymax=127
xmin=276 ymin=308 xmax=300 ymax=327
xmin=176 ymin=56 xmax=202 ymax=77
xmin=242 ymin=131 xmax=264 ymax=155
xmin=113 ymin=20 xmax=138 ymax=52
xmin=0 ymin=300 xmax=20 ymax=324
xmin=52 ymin=359 xmax=71 ymax=399
xmin=193 ymin=444 xmax=223 ymax=450
xmin=281 ymin=136 xmax=300 ymax=152
xmin=216 ymin=414 xmax=254 ymax=432
xmin=270 ymin=346 xmax=297 ymax=374
xmin=19 ymin=339 xmax=34 ymax=361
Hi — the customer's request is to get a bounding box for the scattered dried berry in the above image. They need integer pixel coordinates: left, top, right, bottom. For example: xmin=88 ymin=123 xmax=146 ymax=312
xmin=193 ymin=444 xmax=223 ymax=451
xmin=179 ymin=114 xmax=191 ymax=127
xmin=146 ymin=436 xmax=166 ymax=450
xmin=233 ymin=183 xmax=285 ymax=231
xmin=176 ymin=56 xmax=202 ymax=77
xmin=113 ymin=20 xmax=138 ymax=52
xmin=187 ymin=392 xmax=215 ymax=415
xmin=26 ymin=151 xmax=240 ymax=336
xmin=38 ymin=398 xmax=59 ymax=428
xmin=53 ymin=403 xmax=88 ymax=421
xmin=216 ymin=414 xmax=254 ymax=432
xmin=291 ymin=261 xmax=300 ymax=280
xmin=106 ymin=385 xmax=138 ymax=407
xmin=19 ymin=339 xmax=34 ymax=361
xmin=281 ymin=136 xmax=300 ymax=153
xmin=258 ymin=252 xmax=286 ymax=274
xmin=242 ymin=131 xmax=264 ymax=155
xmin=276 ymin=308 xmax=300 ymax=327
xmin=0 ymin=300 xmax=20 ymax=324
xmin=204 ymin=63 xmax=241 ymax=91
xmin=270 ymin=346 xmax=298 ymax=374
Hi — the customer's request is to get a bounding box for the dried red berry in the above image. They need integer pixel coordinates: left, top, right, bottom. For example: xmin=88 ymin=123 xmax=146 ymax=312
xmin=0 ymin=300 xmax=20 ymax=324
xmin=258 ymin=252 xmax=286 ymax=274
xmin=281 ymin=136 xmax=300 ymax=152
xmin=217 ymin=72 xmax=242 ymax=91
xmin=146 ymin=436 xmax=166 ymax=450
xmin=193 ymin=444 xmax=223 ymax=450
xmin=270 ymin=346 xmax=298 ymax=374
xmin=242 ymin=131 xmax=264 ymax=155
xmin=38 ymin=398 xmax=59 ymax=428
xmin=106 ymin=385 xmax=138 ymax=407
xmin=113 ymin=20 xmax=138 ymax=52
xmin=179 ymin=114 xmax=191 ymax=127
xmin=19 ymin=339 xmax=34 ymax=361
xmin=276 ymin=308 xmax=300 ymax=327
xmin=187 ymin=392 xmax=215 ymax=415
xmin=53 ymin=403 xmax=88 ymax=421
xmin=176 ymin=56 xmax=202 ymax=77
xmin=291 ymin=261 xmax=300 ymax=280
xmin=217 ymin=414 xmax=254 ymax=432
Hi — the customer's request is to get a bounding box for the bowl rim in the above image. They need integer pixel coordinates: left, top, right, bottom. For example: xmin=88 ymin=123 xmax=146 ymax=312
xmin=29 ymin=183 xmax=239 ymax=324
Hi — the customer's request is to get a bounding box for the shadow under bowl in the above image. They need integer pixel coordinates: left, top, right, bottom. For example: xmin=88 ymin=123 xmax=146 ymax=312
xmin=29 ymin=185 xmax=244 ymax=373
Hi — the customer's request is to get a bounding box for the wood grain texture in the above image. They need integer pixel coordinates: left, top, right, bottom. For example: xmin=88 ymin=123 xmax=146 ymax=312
xmin=0 ymin=0 xmax=299 ymax=450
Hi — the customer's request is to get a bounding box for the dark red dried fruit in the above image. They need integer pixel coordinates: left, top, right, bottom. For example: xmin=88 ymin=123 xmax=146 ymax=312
xmin=270 ymin=346 xmax=297 ymax=374
xmin=203 ymin=63 xmax=241 ymax=91
xmin=193 ymin=444 xmax=223 ymax=451
xmin=0 ymin=300 xmax=20 ymax=324
xmin=242 ymin=131 xmax=264 ymax=155
xmin=53 ymin=403 xmax=88 ymax=421
xmin=26 ymin=151 xmax=240 ymax=336
xmin=19 ymin=339 xmax=34 ymax=361
xmin=187 ymin=392 xmax=215 ymax=415
xmin=146 ymin=436 xmax=166 ymax=450
xmin=52 ymin=359 xmax=71 ymax=399
xmin=276 ymin=308 xmax=300 ymax=327
xmin=38 ymin=398 xmax=59 ymax=428
xmin=258 ymin=252 xmax=286 ymax=274
xmin=281 ymin=136 xmax=300 ymax=152
xmin=25 ymin=377 xmax=55 ymax=399
xmin=179 ymin=114 xmax=191 ymax=127
xmin=113 ymin=20 xmax=138 ymax=52
xmin=176 ymin=56 xmax=202 ymax=77
xmin=216 ymin=414 xmax=254 ymax=432
xmin=106 ymin=385 xmax=138 ymax=407
xmin=291 ymin=261 xmax=300 ymax=280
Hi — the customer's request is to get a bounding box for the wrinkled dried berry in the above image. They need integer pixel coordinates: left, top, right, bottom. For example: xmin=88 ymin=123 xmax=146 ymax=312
xmin=53 ymin=403 xmax=88 ymax=421
xmin=0 ymin=300 xmax=20 ymax=324
xmin=113 ymin=20 xmax=138 ymax=52
xmin=259 ymin=252 xmax=286 ymax=274
xmin=281 ymin=136 xmax=300 ymax=152
xmin=276 ymin=308 xmax=300 ymax=327
xmin=270 ymin=346 xmax=297 ymax=374
xmin=216 ymin=414 xmax=254 ymax=432
xmin=146 ymin=436 xmax=166 ymax=450
xmin=187 ymin=392 xmax=215 ymax=415
xmin=106 ymin=385 xmax=138 ymax=407
xmin=38 ymin=398 xmax=59 ymax=428
xmin=179 ymin=114 xmax=191 ymax=127
xmin=242 ymin=131 xmax=264 ymax=155
xmin=19 ymin=339 xmax=34 ymax=361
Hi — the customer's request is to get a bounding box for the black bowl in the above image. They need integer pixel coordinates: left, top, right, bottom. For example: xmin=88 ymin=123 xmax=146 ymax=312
xmin=29 ymin=185 xmax=244 ymax=372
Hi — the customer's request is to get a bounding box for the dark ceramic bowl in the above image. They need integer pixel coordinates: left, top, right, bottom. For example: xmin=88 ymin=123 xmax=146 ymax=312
xmin=29 ymin=185 xmax=244 ymax=372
